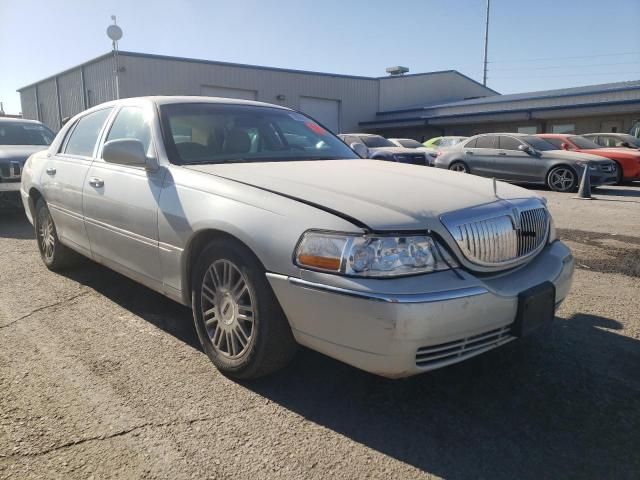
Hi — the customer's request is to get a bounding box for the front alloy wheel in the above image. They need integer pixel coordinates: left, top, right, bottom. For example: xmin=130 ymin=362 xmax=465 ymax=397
xmin=34 ymin=198 xmax=78 ymax=270
xmin=200 ymin=260 xmax=255 ymax=359
xmin=547 ymin=167 xmax=577 ymax=192
xmin=192 ymin=239 xmax=297 ymax=379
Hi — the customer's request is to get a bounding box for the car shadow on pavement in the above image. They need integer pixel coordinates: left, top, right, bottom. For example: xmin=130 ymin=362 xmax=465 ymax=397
xmin=244 ymin=313 xmax=640 ymax=480
xmin=0 ymin=209 xmax=35 ymax=239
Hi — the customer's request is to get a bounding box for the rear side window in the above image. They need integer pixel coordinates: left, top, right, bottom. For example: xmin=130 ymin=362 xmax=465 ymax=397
xmin=105 ymin=107 xmax=152 ymax=153
xmin=64 ymin=108 xmax=112 ymax=157
xmin=475 ymin=136 xmax=496 ymax=149
xmin=498 ymin=136 xmax=523 ymax=150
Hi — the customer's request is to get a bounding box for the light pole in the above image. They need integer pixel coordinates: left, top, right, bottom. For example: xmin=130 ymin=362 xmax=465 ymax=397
xmin=483 ymin=0 xmax=490 ymax=86
xmin=107 ymin=16 xmax=123 ymax=100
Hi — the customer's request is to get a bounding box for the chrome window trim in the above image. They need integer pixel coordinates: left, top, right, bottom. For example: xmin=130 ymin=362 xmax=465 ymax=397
xmin=266 ymin=273 xmax=488 ymax=304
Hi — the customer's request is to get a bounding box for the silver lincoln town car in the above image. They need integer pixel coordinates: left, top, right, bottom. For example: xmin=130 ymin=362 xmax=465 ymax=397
xmin=20 ymin=97 xmax=574 ymax=379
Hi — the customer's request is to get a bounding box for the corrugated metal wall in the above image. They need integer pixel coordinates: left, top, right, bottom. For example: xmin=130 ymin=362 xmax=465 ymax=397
xmin=58 ymin=69 xmax=85 ymax=120
xmin=83 ymin=57 xmax=116 ymax=108
xmin=378 ymin=73 xmax=497 ymax=112
xmin=36 ymin=79 xmax=59 ymax=130
xmin=118 ymin=54 xmax=380 ymax=132
xmin=19 ymin=88 xmax=38 ymax=121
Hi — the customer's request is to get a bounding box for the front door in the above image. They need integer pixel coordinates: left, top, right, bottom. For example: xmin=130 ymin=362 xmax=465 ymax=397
xmin=82 ymin=105 xmax=165 ymax=283
xmin=491 ymin=135 xmax=536 ymax=182
xmin=40 ymin=107 xmax=113 ymax=256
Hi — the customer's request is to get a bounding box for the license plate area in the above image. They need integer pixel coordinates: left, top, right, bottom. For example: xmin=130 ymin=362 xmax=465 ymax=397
xmin=512 ymin=281 xmax=556 ymax=337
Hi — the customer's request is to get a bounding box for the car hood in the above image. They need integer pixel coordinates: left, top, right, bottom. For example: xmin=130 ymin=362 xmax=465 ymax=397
xmin=579 ymin=148 xmax=640 ymax=159
xmin=185 ymin=160 xmax=541 ymax=230
xmin=0 ymin=145 xmax=48 ymax=165
xmin=542 ymin=150 xmax=613 ymax=164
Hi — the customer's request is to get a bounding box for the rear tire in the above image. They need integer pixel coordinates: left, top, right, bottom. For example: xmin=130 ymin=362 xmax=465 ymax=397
xmin=449 ymin=161 xmax=469 ymax=173
xmin=547 ymin=166 xmax=578 ymax=192
xmin=34 ymin=198 xmax=79 ymax=271
xmin=191 ymin=239 xmax=298 ymax=379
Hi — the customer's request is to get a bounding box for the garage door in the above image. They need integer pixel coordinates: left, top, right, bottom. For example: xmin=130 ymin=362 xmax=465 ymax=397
xmin=299 ymin=97 xmax=340 ymax=133
xmin=201 ymin=85 xmax=257 ymax=101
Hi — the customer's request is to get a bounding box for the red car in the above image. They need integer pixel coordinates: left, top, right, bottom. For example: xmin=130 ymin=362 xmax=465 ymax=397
xmin=538 ymin=134 xmax=640 ymax=184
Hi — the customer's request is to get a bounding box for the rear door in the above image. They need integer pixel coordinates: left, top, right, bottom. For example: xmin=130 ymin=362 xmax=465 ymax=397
xmin=82 ymin=104 xmax=165 ymax=283
xmin=462 ymin=135 xmax=498 ymax=176
xmin=41 ymin=107 xmax=113 ymax=256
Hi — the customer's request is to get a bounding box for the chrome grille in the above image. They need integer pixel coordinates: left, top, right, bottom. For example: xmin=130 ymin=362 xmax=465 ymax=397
xmin=416 ymin=326 xmax=514 ymax=368
xmin=441 ymin=199 xmax=549 ymax=269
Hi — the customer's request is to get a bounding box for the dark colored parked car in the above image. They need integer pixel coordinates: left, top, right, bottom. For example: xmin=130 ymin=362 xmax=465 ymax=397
xmin=0 ymin=118 xmax=54 ymax=208
xmin=338 ymin=133 xmax=428 ymax=165
xmin=434 ymin=133 xmax=617 ymax=192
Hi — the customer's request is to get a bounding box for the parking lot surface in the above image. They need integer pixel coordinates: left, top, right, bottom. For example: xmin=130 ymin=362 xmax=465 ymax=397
xmin=1 ymin=185 xmax=639 ymax=479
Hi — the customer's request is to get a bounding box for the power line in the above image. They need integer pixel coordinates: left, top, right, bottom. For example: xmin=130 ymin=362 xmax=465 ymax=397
xmin=489 ymin=60 xmax=640 ymax=71
xmin=489 ymin=51 xmax=640 ymax=64
xmin=489 ymin=70 xmax=640 ymax=79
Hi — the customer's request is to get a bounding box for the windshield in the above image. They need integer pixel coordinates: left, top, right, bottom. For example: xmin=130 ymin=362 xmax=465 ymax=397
xmin=361 ymin=135 xmax=395 ymax=148
xmin=521 ymin=136 xmax=558 ymax=151
xmin=0 ymin=122 xmax=54 ymax=146
xmin=616 ymin=134 xmax=640 ymax=147
xmin=396 ymin=139 xmax=422 ymax=148
xmin=569 ymin=136 xmax=602 ymax=149
xmin=160 ymin=103 xmax=359 ymax=165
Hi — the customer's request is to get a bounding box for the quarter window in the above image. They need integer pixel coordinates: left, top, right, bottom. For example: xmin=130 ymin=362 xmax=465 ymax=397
xmin=64 ymin=108 xmax=112 ymax=157
xmin=498 ymin=136 xmax=523 ymax=151
xmin=105 ymin=107 xmax=152 ymax=153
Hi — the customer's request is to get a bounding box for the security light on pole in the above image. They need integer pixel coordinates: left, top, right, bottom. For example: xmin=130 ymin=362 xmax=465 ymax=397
xmin=107 ymin=16 xmax=123 ymax=99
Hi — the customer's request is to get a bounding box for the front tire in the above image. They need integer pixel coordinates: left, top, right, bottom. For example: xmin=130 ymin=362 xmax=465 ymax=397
xmin=34 ymin=198 xmax=79 ymax=271
xmin=547 ymin=166 xmax=578 ymax=192
xmin=614 ymin=162 xmax=624 ymax=185
xmin=191 ymin=239 xmax=298 ymax=379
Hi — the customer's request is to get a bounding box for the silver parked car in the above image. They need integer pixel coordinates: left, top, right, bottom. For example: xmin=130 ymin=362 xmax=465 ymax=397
xmin=434 ymin=133 xmax=618 ymax=192
xmin=0 ymin=118 xmax=54 ymax=208
xmin=21 ymin=97 xmax=574 ymax=379
xmin=338 ymin=133 xmax=429 ymax=165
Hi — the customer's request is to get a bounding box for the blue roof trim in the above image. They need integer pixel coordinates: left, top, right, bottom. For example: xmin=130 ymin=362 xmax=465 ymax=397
xmin=360 ymin=98 xmax=640 ymax=127
xmin=375 ymin=82 xmax=640 ymax=116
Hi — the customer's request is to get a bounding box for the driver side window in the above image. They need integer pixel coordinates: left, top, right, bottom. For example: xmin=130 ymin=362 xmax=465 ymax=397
xmin=105 ymin=107 xmax=152 ymax=155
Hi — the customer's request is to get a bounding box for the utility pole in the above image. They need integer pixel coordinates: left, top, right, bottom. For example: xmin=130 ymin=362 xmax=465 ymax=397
xmin=107 ymin=16 xmax=123 ymax=100
xmin=483 ymin=0 xmax=490 ymax=86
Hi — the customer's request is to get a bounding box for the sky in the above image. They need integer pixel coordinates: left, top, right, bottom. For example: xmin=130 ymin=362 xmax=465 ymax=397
xmin=1 ymin=0 xmax=639 ymax=114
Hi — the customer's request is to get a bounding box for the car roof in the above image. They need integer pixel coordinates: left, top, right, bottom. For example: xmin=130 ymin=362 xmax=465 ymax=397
xmin=584 ymin=132 xmax=632 ymax=136
xmin=340 ymin=133 xmax=378 ymax=137
xmin=0 ymin=117 xmax=44 ymax=125
xmin=90 ymin=95 xmax=292 ymax=111
xmin=537 ymin=133 xmax=570 ymax=137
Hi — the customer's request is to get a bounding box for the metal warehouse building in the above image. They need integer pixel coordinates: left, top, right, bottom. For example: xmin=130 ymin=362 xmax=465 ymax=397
xmin=17 ymin=51 xmax=495 ymax=134
xmin=18 ymin=51 xmax=640 ymax=139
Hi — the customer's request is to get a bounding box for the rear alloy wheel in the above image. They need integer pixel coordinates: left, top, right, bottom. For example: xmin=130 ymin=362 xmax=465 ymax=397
xmin=547 ymin=166 xmax=578 ymax=192
xmin=192 ymin=240 xmax=297 ymax=379
xmin=449 ymin=161 xmax=469 ymax=173
xmin=34 ymin=198 xmax=78 ymax=271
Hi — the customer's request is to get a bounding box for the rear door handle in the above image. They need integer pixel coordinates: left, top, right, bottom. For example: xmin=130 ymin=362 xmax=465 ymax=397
xmin=498 ymin=152 xmax=507 ymax=156
xmin=465 ymin=151 xmax=474 ymax=155
xmin=88 ymin=177 xmax=104 ymax=188
xmin=45 ymin=167 xmax=56 ymax=175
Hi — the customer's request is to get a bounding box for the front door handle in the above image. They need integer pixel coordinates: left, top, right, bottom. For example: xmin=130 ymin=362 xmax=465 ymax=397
xmin=465 ymin=151 xmax=474 ymax=155
xmin=498 ymin=152 xmax=507 ymax=156
xmin=45 ymin=167 xmax=56 ymax=175
xmin=88 ymin=177 xmax=104 ymax=188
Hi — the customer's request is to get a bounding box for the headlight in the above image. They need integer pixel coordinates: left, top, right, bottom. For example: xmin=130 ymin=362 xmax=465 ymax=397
xmin=294 ymin=231 xmax=458 ymax=277
xmin=576 ymin=161 xmax=597 ymax=170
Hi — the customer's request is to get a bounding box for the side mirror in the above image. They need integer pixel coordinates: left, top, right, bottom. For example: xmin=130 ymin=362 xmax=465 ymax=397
xmin=518 ymin=144 xmax=531 ymax=154
xmin=560 ymin=142 xmax=570 ymax=150
xmin=103 ymin=139 xmax=151 ymax=169
xmin=350 ymin=142 xmax=369 ymax=158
